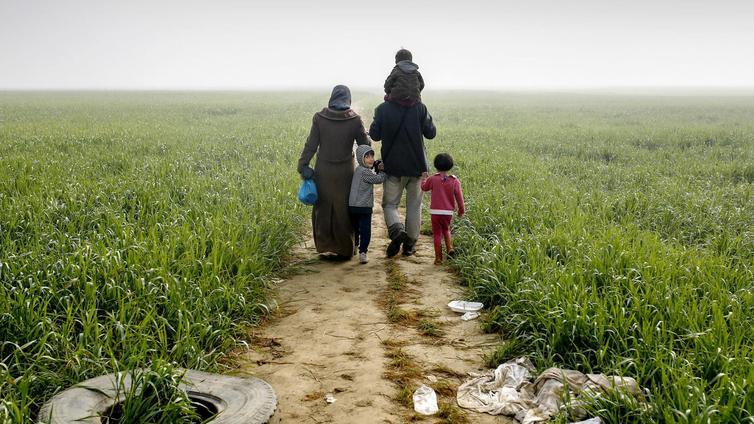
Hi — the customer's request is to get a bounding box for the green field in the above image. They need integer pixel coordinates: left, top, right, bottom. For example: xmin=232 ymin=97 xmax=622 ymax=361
xmin=0 ymin=92 xmax=315 ymax=422
xmin=1 ymin=91 xmax=753 ymax=423
xmin=429 ymin=92 xmax=754 ymax=422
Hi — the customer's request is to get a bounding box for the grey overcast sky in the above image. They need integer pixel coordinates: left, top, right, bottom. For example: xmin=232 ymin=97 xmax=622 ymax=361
xmin=1 ymin=0 xmax=753 ymax=90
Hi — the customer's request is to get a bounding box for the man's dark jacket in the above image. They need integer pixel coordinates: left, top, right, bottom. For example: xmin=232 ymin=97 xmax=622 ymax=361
xmin=369 ymin=101 xmax=436 ymax=177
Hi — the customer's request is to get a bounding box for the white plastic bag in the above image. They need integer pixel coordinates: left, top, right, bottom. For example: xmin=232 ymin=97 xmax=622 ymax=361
xmin=461 ymin=311 xmax=480 ymax=321
xmin=448 ymin=300 xmax=483 ymax=313
xmin=413 ymin=384 xmax=439 ymax=415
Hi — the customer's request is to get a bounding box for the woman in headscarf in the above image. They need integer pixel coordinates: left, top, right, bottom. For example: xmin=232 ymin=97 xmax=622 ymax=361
xmin=298 ymin=85 xmax=371 ymax=258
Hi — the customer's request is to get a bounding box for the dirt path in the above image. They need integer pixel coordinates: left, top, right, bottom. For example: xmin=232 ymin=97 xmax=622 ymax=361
xmin=237 ymin=188 xmax=514 ymax=423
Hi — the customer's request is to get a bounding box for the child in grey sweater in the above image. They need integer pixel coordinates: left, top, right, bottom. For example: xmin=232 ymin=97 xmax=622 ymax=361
xmin=349 ymin=144 xmax=387 ymax=263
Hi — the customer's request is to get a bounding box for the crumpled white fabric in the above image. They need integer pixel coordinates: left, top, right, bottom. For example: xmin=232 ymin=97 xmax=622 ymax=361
xmin=456 ymin=357 xmax=537 ymax=416
xmin=456 ymin=357 xmax=641 ymax=423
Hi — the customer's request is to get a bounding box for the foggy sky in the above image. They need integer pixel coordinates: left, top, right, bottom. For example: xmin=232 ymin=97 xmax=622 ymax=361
xmin=1 ymin=0 xmax=753 ymax=90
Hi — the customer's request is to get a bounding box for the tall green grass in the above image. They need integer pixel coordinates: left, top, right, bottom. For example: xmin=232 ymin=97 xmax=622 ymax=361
xmin=3 ymin=91 xmax=752 ymax=423
xmin=425 ymin=92 xmax=754 ymax=423
xmin=0 ymin=92 xmax=320 ymax=422
xmin=102 ymin=360 xmax=205 ymax=424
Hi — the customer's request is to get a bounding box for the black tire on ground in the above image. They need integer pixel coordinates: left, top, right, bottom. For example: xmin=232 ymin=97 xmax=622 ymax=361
xmin=38 ymin=369 xmax=277 ymax=424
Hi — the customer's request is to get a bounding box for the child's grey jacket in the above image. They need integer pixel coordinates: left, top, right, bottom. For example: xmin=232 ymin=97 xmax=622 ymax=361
xmin=349 ymin=144 xmax=387 ymax=208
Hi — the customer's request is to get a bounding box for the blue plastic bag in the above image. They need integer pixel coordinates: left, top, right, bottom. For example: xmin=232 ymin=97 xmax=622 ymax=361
xmin=297 ymin=178 xmax=318 ymax=205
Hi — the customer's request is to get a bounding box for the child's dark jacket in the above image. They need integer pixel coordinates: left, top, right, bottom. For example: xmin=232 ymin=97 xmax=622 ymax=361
xmin=384 ymin=60 xmax=424 ymax=101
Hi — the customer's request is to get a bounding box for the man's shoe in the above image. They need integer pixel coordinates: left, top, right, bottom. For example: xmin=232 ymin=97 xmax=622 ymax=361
xmin=359 ymin=252 xmax=368 ymax=264
xmin=402 ymin=241 xmax=416 ymax=256
xmin=386 ymin=232 xmax=407 ymax=258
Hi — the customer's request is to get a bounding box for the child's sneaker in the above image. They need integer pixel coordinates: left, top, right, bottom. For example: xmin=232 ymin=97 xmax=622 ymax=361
xmin=359 ymin=252 xmax=368 ymax=264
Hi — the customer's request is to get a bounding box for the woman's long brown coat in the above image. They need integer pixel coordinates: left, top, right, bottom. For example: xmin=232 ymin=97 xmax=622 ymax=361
xmin=298 ymin=107 xmax=370 ymax=257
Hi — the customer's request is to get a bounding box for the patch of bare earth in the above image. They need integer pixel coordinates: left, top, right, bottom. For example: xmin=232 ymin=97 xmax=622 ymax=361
xmin=236 ymin=187 xmax=515 ymax=423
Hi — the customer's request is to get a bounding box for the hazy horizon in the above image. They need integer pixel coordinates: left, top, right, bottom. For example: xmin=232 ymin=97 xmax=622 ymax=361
xmin=2 ymin=0 xmax=753 ymax=90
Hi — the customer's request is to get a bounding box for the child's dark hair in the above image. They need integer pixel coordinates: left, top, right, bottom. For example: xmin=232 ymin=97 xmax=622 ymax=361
xmin=433 ymin=153 xmax=454 ymax=172
xmin=395 ymin=48 xmax=412 ymax=63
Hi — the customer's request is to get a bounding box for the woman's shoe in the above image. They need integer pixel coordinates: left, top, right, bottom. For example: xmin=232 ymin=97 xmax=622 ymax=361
xmin=359 ymin=252 xmax=368 ymax=264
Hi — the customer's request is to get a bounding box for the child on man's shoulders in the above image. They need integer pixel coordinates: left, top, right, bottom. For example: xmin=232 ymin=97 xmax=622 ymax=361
xmin=384 ymin=48 xmax=424 ymax=107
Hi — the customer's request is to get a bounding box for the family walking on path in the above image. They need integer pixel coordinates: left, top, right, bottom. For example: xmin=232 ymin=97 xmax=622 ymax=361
xmin=260 ymin=50 xmax=495 ymax=423
xmin=296 ymin=48 xmax=465 ymax=264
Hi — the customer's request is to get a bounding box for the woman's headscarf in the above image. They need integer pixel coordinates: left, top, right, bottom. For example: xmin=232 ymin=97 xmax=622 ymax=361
xmin=328 ymin=85 xmax=351 ymax=110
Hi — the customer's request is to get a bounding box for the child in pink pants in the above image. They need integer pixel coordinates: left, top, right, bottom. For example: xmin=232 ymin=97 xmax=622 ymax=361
xmin=421 ymin=153 xmax=465 ymax=265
